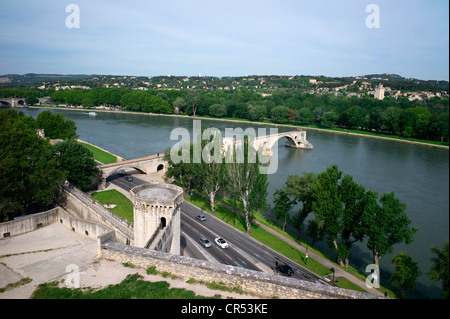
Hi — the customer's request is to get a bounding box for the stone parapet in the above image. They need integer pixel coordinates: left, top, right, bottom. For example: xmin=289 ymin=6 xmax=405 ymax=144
xmin=100 ymin=242 xmax=385 ymax=299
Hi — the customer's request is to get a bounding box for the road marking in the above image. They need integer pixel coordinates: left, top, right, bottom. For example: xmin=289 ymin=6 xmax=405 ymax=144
xmin=182 ymin=232 xmax=218 ymax=263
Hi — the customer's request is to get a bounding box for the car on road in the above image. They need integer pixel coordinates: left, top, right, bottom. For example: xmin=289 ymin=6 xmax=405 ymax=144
xmin=215 ymin=237 xmax=229 ymax=249
xmin=199 ymin=237 xmax=212 ymax=248
xmin=196 ymin=215 xmax=206 ymax=222
xmin=276 ymin=264 xmax=294 ymax=276
xmin=126 ymin=176 xmax=133 ymax=181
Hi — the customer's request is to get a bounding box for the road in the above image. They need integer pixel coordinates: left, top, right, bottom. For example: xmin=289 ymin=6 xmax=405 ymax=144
xmin=107 ymin=173 xmax=328 ymax=285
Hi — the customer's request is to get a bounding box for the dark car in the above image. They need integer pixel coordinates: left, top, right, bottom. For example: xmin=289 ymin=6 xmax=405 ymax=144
xmin=276 ymin=264 xmax=294 ymax=276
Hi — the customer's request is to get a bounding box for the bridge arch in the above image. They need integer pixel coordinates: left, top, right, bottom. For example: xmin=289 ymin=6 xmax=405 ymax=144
xmin=0 ymin=100 xmax=11 ymax=107
xmin=226 ymin=130 xmax=313 ymax=153
xmin=104 ymin=165 xmax=146 ymax=180
xmin=98 ymin=154 xmax=168 ymax=190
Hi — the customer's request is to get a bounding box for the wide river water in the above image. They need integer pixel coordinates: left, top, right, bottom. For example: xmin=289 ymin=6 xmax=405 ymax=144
xmin=22 ymin=107 xmax=449 ymax=298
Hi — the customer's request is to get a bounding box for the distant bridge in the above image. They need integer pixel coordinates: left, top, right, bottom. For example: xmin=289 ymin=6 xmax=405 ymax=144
xmin=223 ymin=130 xmax=313 ymax=156
xmin=98 ymin=154 xmax=167 ymax=189
xmin=0 ymin=98 xmax=27 ymax=108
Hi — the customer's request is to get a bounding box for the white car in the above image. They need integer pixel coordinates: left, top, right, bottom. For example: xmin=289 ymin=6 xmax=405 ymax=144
xmin=215 ymin=237 xmax=229 ymax=249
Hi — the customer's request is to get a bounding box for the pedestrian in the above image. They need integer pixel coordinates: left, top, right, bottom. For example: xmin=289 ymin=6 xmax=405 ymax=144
xmin=305 ymin=251 xmax=309 ymax=265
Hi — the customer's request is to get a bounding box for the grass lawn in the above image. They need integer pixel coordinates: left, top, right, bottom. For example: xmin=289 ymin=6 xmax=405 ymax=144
xmin=31 ymin=273 xmax=216 ymax=299
xmin=91 ymin=189 xmax=134 ymax=222
xmin=334 ymin=277 xmax=367 ymax=293
xmin=78 ymin=141 xmax=118 ymax=164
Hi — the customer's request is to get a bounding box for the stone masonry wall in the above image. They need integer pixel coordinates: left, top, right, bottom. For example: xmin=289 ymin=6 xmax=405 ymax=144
xmin=101 ymin=242 xmax=384 ymax=299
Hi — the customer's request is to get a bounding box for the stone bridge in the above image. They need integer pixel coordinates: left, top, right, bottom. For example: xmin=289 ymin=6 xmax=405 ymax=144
xmin=0 ymin=98 xmax=27 ymax=108
xmin=98 ymin=154 xmax=167 ymax=189
xmin=223 ymin=130 xmax=313 ymax=156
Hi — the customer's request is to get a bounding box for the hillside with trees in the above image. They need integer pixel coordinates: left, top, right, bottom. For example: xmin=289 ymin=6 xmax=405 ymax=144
xmin=0 ymin=73 xmax=448 ymax=143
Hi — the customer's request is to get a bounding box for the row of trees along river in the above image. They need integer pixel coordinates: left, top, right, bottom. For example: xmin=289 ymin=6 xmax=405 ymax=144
xmin=1 ymin=86 xmax=448 ymax=144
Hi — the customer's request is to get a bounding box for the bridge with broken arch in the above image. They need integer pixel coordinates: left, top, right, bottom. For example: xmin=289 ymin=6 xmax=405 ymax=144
xmin=223 ymin=129 xmax=313 ymax=156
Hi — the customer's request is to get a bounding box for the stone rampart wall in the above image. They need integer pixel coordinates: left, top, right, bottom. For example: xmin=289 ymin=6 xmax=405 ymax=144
xmin=59 ymin=184 xmax=133 ymax=245
xmin=1 ymin=207 xmax=113 ymax=247
xmin=100 ymin=242 xmax=384 ymax=299
xmin=0 ymin=208 xmax=59 ymax=239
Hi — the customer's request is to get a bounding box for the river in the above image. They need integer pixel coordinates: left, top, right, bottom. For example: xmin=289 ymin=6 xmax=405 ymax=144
xmin=21 ymin=107 xmax=449 ymax=298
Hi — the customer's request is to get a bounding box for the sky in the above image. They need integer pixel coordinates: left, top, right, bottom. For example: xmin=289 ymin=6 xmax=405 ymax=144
xmin=0 ymin=0 xmax=448 ymax=80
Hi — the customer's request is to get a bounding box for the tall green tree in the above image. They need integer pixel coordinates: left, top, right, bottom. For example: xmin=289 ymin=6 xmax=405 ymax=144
xmin=310 ymin=165 xmax=369 ymax=267
xmin=53 ymin=140 xmax=98 ymax=190
xmin=0 ymin=110 xmax=65 ymax=217
xmin=35 ymin=110 xmax=78 ymax=140
xmin=361 ymin=192 xmax=417 ymax=267
xmin=391 ymin=252 xmax=421 ymax=298
xmin=270 ymin=105 xmax=290 ymax=123
xmin=224 ymin=136 xmax=268 ymax=234
xmin=191 ymin=127 xmax=225 ymax=214
xmin=282 ymin=172 xmax=317 ymax=239
xmin=428 ymin=240 xmax=449 ymax=299
xmin=272 ymin=189 xmax=296 ymax=232
xmin=164 ymin=144 xmax=195 ymax=197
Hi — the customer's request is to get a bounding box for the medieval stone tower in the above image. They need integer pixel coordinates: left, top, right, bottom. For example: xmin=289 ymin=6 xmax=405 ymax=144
xmin=130 ymin=182 xmax=183 ymax=255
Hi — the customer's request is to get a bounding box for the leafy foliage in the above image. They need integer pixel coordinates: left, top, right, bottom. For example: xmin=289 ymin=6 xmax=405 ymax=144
xmin=391 ymin=252 xmax=421 ymax=298
xmin=53 ymin=140 xmax=98 ymax=190
xmin=428 ymin=240 xmax=449 ymax=299
xmin=0 ymin=110 xmax=65 ymax=217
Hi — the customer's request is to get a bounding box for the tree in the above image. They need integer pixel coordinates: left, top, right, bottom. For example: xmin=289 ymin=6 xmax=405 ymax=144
xmin=224 ymin=136 xmax=268 ymax=234
xmin=310 ymin=165 xmax=347 ymax=266
xmin=270 ymin=105 xmax=290 ymax=123
xmin=272 ymin=189 xmax=296 ymax=232
xmin=185 ymin=92 xmax=200 ymax=116
xmin=282 ymin=172 xmax=317 ymax=239
xmin=173 ymin=97 xmax=187 ymax=113
xmin=428 ymin=240 xmax=449 ymax=299
xmin=53 ymin=140 xmax=98 ymax=190
xmin=320 ymin=111 xmax=338 ymax=128
xmin=391 ymin=252 xmax=421 ymax=298
xmin=164 ymin=144 xmax=195 ymax=197
xmin=248 ymin=104 xmax=267 ymax=121
xmin=362 ymin=192 xmax=417 ymax=267
xmin=0 ymin=110 xmax=65 ymax=217
xmin=191 ymin=127 xmax=225 ymax=214
xmin=342 ymin=106 xmax=365 ymax=129
xmin=35 ymin=110 xmax=78 ymax=140
xmin=208 ymin=104 xmax=227 ymax=118
xmin=296 ymin=107 xmax=314 ymax=124
xmin=310 ymin=165 xmax=368 ymax=267
xmin=380 ymin=106 xmax=402 ymax=134
xmin=306 ymin=219 xmax=325 ymax=247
